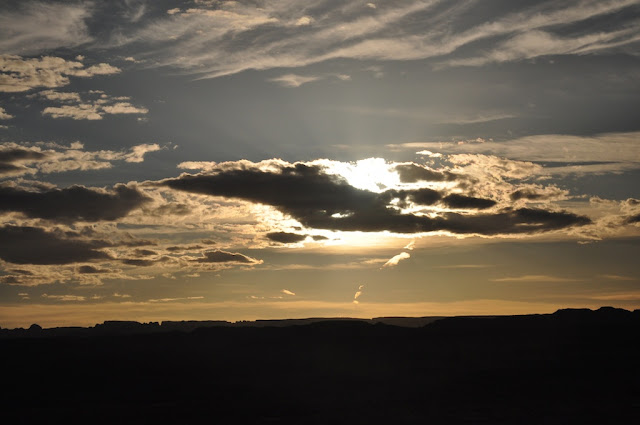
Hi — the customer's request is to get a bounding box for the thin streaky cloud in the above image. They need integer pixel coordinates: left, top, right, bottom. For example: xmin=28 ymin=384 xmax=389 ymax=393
xmin=491 ymin=275 xmax=581 ymax=283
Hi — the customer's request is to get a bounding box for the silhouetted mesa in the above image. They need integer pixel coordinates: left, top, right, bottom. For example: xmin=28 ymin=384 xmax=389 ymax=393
xmin=1 ymin=307 xmax=639 ymax=424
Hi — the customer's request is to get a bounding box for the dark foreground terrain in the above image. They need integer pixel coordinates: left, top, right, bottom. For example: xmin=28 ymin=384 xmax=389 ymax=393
xmin=2 ymin=307 xmax=639 ymax=424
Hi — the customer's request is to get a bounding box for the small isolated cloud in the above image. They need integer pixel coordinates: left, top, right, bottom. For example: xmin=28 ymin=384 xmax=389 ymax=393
xmin=491 ymin=275 xmax=580 ymax=283
xmin=598 ymin=274 xmax=635 ymax=281
xmin=269 ymin=74 xmax=320 ymax=88
xmin=282 ymin=289 xmax=296 ymax=296
xmin=367 ymin=3 xmax=377 ymax=9
xmin=403 ymin=240 xmax=415 ymax=250
xmin=148 ymin=296 xmax=204 ymax=303
xmin=295 ymin=16 xmax=313 ymax=26
xmin=0 ymin=107 xmax=13 ymax=120
xmin=353 ymin=284 xmax=365 ymax=304
xmin=382 ymin=252 xmax=410 ymax=268
xmin=42 ymin=294 xmax=86 ymax=302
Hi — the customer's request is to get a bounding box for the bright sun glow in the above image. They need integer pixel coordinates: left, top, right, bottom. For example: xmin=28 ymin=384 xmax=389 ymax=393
xmin=322 ymin=158 xmax=400 ymax=192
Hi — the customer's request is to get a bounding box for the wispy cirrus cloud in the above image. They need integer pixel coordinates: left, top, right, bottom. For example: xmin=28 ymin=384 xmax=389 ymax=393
xmin=0 ymin=2 xmax=92 ymax=55
xmin=491 ymin=275 xmax=580 ymax=283
xmin=390 ymin=131 xmax=640 ymax=176
xmin=109 ymin=0 xmax=640 ymax=78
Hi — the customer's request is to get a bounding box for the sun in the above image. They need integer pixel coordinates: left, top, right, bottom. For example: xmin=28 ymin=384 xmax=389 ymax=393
xmin=322 ymin=157 xmax=400 ymax=192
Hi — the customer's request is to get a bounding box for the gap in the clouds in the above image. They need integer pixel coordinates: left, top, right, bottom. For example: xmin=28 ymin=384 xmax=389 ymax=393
xmin=551 ymin=169 xmax=640 ymax=201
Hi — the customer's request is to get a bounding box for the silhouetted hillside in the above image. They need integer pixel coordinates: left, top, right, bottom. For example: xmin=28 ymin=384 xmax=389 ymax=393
xmin=1 ymin=307 xmax=639 ymax=424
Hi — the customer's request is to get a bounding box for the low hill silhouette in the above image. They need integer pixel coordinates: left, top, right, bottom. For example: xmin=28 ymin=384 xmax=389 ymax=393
xmin=1 ymin=307 xmax=639 ymax=424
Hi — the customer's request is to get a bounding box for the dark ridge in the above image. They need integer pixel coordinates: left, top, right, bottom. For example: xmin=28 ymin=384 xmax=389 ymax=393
xmin=1 ymin=308 xmax=639 ymax=424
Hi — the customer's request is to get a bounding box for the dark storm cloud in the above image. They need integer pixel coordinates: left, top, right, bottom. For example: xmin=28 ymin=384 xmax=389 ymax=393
xmin=0 ymin=183 xmax=151 ymax=222
xmin=194 ymin=250 xmax=261 ymax=264
xmin=0 ymin=225 xmax=111 ymax=265
xmin=266 ymin=232 xmax=308 ymax=244
xmin=160 ymin=162 xmax=591 ymax=236
xmin=443 ymin=194 xmax=497 ymax=210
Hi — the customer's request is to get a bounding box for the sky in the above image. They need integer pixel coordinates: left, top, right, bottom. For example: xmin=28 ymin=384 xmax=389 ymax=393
xmin=1 ymin=0 xmax=639 ymax=328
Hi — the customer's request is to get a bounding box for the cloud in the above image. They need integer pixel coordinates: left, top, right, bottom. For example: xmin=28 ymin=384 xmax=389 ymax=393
xmin=0 ymin=183 xmax=151 ymax=222
xmin=121 ymin=258 xmax=156 ymax=267
xmin=510 ymin=185 xmax=570 ymax=203
xmin=269 ymin=74 xmax=321 ymax=88
xmin=394 ymin=164 xmax=457 ymax=183
xmin=0 ymin=2 xmax=92 ymax=55
xmin=40 ymin=90 xmax=148 ymax=120
xmin=267 ymin=232 xmax=307 ymax=244
xmin=382 ymin=252 xmax=410 ymax=268
xmin=442 ymin=194 xmax=496 ymax=210
xmin=148 ymin=296 xmax=204 ymax=303
xmin=0 ymin=142 xmax=162 ymax=177
xmin=390 ymin=132 xmax=640 ymax=175
xmin=295 ymin=16 xmax=313 ymax=26
xmin=441 ymin=28 xmax=640 ymax=68
xmin=124 ymin=144 xmax=161 ymax=163
xmin=42 ymin=294 xmax=86 ymax=302
xmin=101 ymin=102 xmax=149 ymax=115
xmin=193 ymin=250 xmax=262 ymax=264
xmin=78 ymin=265 xmax=111 ymax=274
xmin=353 ymin=284 xmax=365 ymax=304
xmin=598 ymin=274 xmax=635 ymax=281
xmin=281 ymin=289 xmax=296 ymax=296
xmin=42 ymin=104 xmax=103 ymax=120
xmin=159 ymin=159 xmax=591 ymax=236
xmin=0 ymin=107 xmax=13 ymax=120
xmin=491 ymin=275 xmax=580 ymax=283
xmin=0 ymin=225 xmax=112 ymax=265
xmin=0 ymin=55 xmax=120 ymax=93
xmin=115 ymin=0 xmax=639 ymax=78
